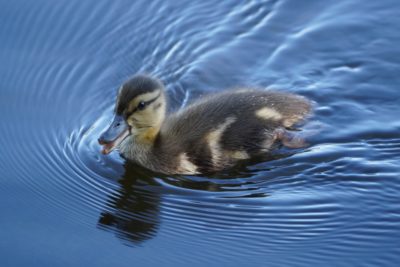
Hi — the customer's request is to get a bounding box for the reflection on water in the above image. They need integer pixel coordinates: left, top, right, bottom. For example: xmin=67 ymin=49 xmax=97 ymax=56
xmin=1 ymin=0 xmax=400 ymax=266
xmin=95 ymin=147 xmax=301 ymax=246
xmin=98 ymin=163 xmax=160 ymax=246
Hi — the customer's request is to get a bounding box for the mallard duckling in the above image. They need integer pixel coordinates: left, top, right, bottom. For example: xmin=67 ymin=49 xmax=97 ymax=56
xmin=98 ymin=75 xmax=311 ymax=175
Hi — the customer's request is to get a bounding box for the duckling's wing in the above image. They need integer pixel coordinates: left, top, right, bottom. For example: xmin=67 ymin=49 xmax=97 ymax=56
xmin=165 ymin=89 xmax=311 ymax=136
xmin=160 ymin=89 xmax=311 ymax=171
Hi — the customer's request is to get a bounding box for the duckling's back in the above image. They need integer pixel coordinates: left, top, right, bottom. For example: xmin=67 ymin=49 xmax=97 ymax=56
xmin=155 ymin=89 xmax=311 ymax=174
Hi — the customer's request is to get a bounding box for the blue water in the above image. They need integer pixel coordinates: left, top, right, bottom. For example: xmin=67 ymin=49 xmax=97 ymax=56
xmin=1 ymin=0 xmax=400 ymax=266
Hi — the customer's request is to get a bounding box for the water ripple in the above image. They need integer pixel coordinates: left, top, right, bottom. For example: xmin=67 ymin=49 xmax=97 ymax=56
xmin=1 ymin=0 xmax=400 ymax=266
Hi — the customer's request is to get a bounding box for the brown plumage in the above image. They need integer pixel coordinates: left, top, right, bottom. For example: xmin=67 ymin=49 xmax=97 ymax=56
xmin=98 ymin=75 xmax=312 ymax=175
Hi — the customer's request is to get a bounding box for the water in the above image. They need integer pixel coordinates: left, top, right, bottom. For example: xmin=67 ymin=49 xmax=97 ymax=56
xmin=1 ymin=0 xmax=400 ymax=266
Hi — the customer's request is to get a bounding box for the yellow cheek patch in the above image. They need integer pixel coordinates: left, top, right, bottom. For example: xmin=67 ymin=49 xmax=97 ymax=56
xmin=255 ymin=107 xmax=282 ymax=120
xmin=126 ymin=116 xmax=137 ymax=128
xmin=138 ymin=127 xmax=159 ymax=143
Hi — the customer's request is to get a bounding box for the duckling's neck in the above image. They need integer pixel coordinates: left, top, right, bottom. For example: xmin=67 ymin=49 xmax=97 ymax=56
xmin=126 ymin=122 xmax=163 ymax=159
xmin=121 ymin=125 xmax=162 ymax=171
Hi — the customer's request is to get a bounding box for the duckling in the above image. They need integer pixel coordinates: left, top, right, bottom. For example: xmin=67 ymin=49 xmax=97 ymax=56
xmin=98 ymin=75 xmax=312 ymax=175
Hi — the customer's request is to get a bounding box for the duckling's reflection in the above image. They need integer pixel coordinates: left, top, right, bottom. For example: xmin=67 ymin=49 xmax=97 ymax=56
xmin=97 ymin=162 xmax=161 ymax=246
xmin=97 ymin=151 xmax=292 ymax=245
xmin=96 ymin=161 xmax=254 ymax=246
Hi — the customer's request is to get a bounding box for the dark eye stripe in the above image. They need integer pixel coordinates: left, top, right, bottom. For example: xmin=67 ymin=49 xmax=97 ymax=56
xmin=125 ymin=92 xmax=161 ymax=118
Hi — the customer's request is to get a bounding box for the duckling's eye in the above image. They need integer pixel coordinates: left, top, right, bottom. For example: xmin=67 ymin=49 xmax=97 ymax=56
xmin=137 ymin=101 xmax=146 ymax=110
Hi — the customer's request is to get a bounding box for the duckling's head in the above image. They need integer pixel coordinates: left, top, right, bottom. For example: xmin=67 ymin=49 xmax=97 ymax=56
xmin=98 ymin=75 xmax=166 ymax=154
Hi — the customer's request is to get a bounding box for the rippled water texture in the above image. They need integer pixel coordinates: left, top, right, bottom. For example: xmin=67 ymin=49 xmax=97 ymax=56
xmin=1 ymin=0 xmax=400 ymax=266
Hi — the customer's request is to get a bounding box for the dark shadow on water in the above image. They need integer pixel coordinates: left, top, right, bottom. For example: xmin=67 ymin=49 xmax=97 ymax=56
xmin=97 ymin=162 xmax=162 ymax=246
xmin=96 ymin=145 xmax=300 ymax=246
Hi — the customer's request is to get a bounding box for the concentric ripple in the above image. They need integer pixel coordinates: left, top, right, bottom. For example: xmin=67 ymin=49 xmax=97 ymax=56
xmin=1 ymin=0 xmax=400 ymax=266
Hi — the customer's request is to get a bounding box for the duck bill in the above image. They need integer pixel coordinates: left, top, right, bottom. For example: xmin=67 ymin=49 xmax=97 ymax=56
xmin=98 ymin=115 xmax=130 ymax=155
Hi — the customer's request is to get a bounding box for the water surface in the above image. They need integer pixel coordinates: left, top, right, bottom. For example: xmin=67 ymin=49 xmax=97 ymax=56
xmin=1 ymin=0 xmax=400 ymax=266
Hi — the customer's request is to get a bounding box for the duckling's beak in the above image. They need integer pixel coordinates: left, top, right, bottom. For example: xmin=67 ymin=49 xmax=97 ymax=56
xmin=98 ymin=115 xmax=130 ymax=155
